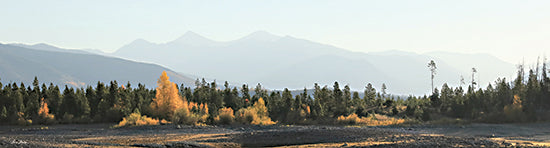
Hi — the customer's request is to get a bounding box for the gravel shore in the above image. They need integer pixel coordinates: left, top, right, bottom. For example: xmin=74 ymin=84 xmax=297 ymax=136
xmin=0 ymin=123 xmax=547 ymax=147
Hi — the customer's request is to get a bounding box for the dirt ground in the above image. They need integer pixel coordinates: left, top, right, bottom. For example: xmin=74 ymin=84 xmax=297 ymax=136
xmin=1 ymin=123 xmax=549 ymax=147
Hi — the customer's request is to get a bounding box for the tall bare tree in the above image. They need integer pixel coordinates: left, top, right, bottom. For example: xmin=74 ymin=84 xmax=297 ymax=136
xmin=428 ymin=60 xmax=437 ymax=94
xmin=472 ymin=68 xmax=477 ymax=89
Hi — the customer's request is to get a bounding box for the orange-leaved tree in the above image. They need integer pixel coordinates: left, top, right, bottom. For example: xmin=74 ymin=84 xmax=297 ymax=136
xmin=37 ymin=98 xmax=55 ymax=124
xmin=150 ymin=71 xmax=184 ymax=120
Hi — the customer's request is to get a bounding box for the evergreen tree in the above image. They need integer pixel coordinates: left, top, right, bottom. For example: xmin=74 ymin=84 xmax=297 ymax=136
xmin=23 ymin=77 xmax=40 ymax=118
xmin=364 ymin=83 xmax=376 ymax=106
xmin=241 ymin=84 xmax=250 ymax=107
xmin=252 ymin=83 xmax=267 ymax=103
xmin=86 ymin=85 xmax=98 ymax=118
xmin=60 ymin=86 xmax=76 ymax=120
xmin=525 ymin=69 xmax=540 ymax=119
xmin=75 ymin=88 xmax=90 ymax=120
xmin=312 ymin=83 xmax=326 ymax=118
xmin=331 ymin=82 xmax=343 ymax=117
xmin=209 ymin=81 xmax=223 ymax=117
xmin=231 ymin=87 xmax=242 ymax=110
xmin=267 ymin=91 xmax=282 ymax=120
xmin=12 ymin=83 xmax=25 ymax=117
xmin=281 ymin=88 xmax=293 ymax=121
xmin=343 ymin=85 xmax=352 ymax=115
xmin=223 ymin=81 xmax=232 ymax=108
xmin=439 ymin=83 xmax=454 ymax=114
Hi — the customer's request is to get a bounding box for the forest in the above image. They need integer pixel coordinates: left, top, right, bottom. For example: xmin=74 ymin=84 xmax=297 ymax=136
xmin=1 ymin=61 xmax=550 ymax=126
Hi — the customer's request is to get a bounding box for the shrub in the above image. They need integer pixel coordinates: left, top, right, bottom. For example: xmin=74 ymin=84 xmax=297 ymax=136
xmin=337 ymin=113 xmax=362 ymax=125
xmin=16 ymin=112 xmax=32 ymax=126
xmin=160 ymin=119 xmax=171 ymax=124
xmin=172 ymin=107 xmax=196 ymax=125
xmin=214 ymin=107 xmax=235 ymax=125
xmin=337 ymin=113 xmax=405 ymax=126
xmin=116 ymin=111 xmax=159 ymax=127
xmin=503 ymin=95 xmax=526 ymax=122
xmin=171 ymin=102 xmax=209 ymax=125
xmin=61 ymin=113 xmax=74 ymax=124
xmin=235 ymin=98 xmax=275 ymax=125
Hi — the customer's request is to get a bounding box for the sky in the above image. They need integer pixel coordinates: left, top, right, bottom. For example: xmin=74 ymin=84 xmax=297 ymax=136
xmin=1 ymin=0 xmax=550 ymax=64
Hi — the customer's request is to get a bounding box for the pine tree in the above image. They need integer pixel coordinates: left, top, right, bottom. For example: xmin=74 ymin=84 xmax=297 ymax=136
xmin=75 ymin=88 xmax=90 ymax=120
xmin=231 ymin=87 xmax=242 ymax=110
xmin=208 ymin=81 xmax=223 ymax=117
xmin=252 ymin=83 xmax=267 ymax=103
xmin=223 ymin=81 xmax=234 ymax=109
xmin=241 ymin=84 xmax=250 ymax=107
xmin=46 ymin=84 xmax=62 ymax=119
xmin=364 ymin=83 xmax=376 ymax=106
xmin=86 ymin=85 xmax=98 ymax=118
xmin=342 ymin=85 xmax=352 ymax=115
xmin=332 ymin=82 xmax=344 ymax=117
xmin=439 ymin=83 xmax=454 ymax=114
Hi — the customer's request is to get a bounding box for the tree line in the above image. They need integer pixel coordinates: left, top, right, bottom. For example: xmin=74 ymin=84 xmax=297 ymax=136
xmin=2 ymin=61 xmax=550 ymax=125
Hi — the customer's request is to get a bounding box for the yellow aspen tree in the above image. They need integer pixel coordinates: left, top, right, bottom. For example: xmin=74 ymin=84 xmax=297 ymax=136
xmin=150 ymin=71 xmax=184 ymax=119
xmin=38 ymin=98 xmax=55 ymax=124
xmin=38 ymin=98 xmax=49 ymax=116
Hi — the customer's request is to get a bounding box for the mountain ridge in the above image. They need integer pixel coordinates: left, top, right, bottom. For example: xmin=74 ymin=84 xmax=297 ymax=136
xmin=112 ymin=31 xmax=515 ymax=95
xmin=0 ymin=43 xmax=194 ymax=88
xmin=3 ymin=31 xmax=516 ymax=95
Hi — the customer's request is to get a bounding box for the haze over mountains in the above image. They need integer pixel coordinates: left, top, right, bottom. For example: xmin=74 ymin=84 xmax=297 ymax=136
xmin=0 ymin=43 xmax=194 ymax=88
xmin=0 ymin=31 xmax=516 ymax=95
xmin=112 ymin=31 xmax=516 ymax=95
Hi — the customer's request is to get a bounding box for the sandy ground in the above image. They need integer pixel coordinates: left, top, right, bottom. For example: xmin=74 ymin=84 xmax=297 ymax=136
xmin=1 ymin=123 xmax=549 ymax=147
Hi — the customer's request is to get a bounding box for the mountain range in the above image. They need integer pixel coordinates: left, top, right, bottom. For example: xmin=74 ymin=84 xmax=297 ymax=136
xmin=0 ymin=43 xmax=194 ymax=88
xmin=0 ymin=31 xmax=516 ymax=95
xmin=111 ymin=31 xmax=516 ymax=95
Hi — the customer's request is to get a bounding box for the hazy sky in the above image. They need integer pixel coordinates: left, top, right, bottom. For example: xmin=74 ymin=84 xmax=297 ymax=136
xmin=1 ymin=0 xmax=549 ymax=64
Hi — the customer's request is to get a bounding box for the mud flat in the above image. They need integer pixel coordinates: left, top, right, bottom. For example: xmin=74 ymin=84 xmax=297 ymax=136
xmin=1 ymin=123 xmax=549 ymax=147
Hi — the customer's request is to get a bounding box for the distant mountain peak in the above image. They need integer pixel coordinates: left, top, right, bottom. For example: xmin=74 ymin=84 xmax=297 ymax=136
xmin=123 ymin=39 xmax=154 ymax=48
xmin=237 ymin=30 xmax=282 ymax=42
xmin=33 ymin=43 xmax=55 ymax=47
xmin=170 ymin=31 xmax=218 ymax=46
xmin=114 ymin=39 xmax=154 ymax=54
xmin=126 ymin=38 xmax=149 ymax=45
xmin=178 ymin=31 xmax=204 ymax=39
